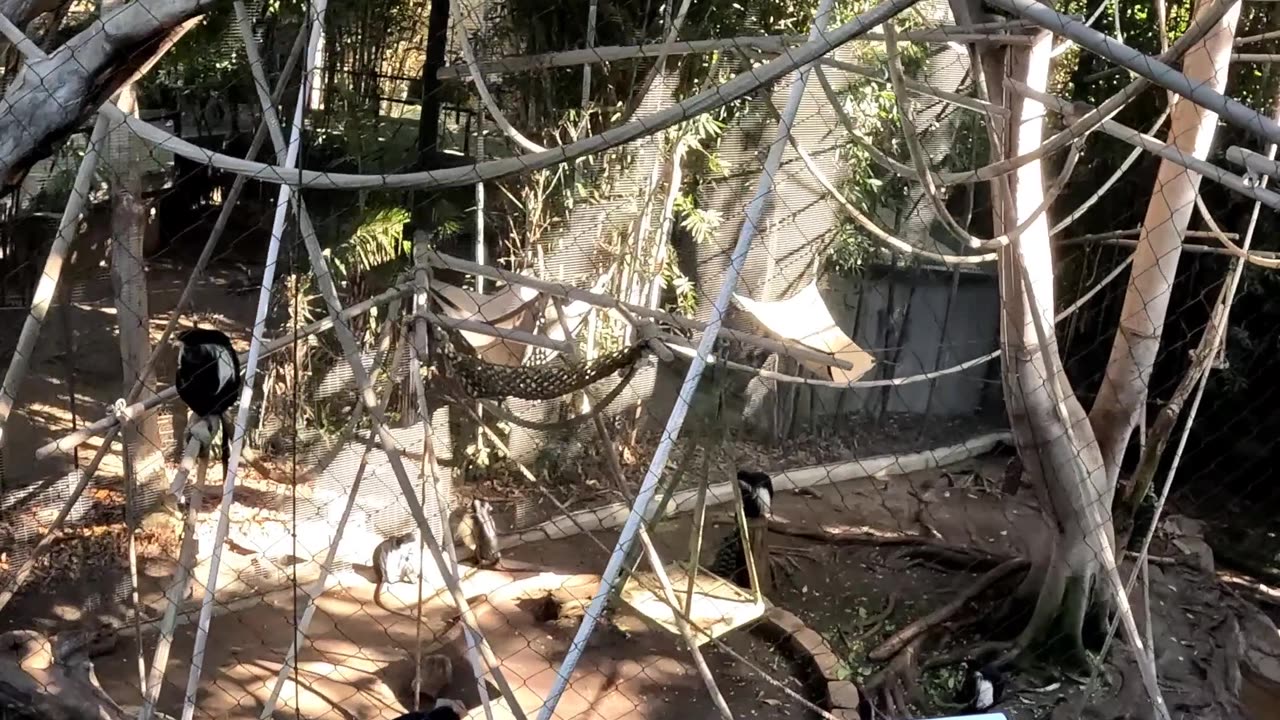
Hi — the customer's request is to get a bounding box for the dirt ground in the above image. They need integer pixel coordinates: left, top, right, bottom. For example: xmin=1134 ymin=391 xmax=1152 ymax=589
xmin=0 ymin=447 xmax=1272 ymax=720
xmin=88 ymin=547 xmax=817 ymax=720
xmin=490 ymin=458 xmax=1264 ymax=720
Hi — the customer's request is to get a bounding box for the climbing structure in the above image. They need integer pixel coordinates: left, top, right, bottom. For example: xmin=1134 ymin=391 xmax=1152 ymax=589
xmin=1 ymin=0 xmax=1278 ymax=718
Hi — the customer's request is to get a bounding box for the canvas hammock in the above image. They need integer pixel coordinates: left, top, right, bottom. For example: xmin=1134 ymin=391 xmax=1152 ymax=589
xmin=732 ymin=281 xmax=876 ymax=383
xmin=432 ymin=280 xmax=599 ymax=366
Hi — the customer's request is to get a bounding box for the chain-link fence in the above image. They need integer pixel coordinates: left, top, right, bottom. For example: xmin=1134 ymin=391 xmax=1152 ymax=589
xmin=2 ymin=0 xmax=1280 ymax=718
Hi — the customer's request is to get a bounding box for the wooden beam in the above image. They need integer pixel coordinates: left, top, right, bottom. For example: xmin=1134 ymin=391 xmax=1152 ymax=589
xmin=33 ymin=283 xmax=415 ymax=461
xmin=108 ymin=75 xmax=167 ymax=519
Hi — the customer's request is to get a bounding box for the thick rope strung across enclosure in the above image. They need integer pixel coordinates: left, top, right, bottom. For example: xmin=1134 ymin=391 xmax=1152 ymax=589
xmin=537 ymin=0 xmax=839 ymax=711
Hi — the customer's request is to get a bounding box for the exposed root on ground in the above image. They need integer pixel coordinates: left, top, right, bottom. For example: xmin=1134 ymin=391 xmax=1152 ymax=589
xmin=869 ymin=559 xmax=1028 ymax=662
xmin=896 ymin=544 xmax=1012 ymax=572
xmin=921 ymin=640 xmax=1016 ymax=671
xmin=864 ymin=635 xmax=927 ymax=717
xmin=770 ymin=544 xmax=823 ymax=588
xmin=854 ymin=594 xmax=898 ymax=642
xmin=850 ymin=557 xmax=1032 ymax=720
xmin=766 ymin=518 xmax=1012 ymax=569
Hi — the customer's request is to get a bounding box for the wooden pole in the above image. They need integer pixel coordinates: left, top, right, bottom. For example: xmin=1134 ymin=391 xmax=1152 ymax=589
xmin=33 ymin=282 xmax=413 ymax=461
xmin=107 ymin=59 xmax=166 ymax=525
xmin=138 ymin=431 xmax=208 ymax=720
xmin=408 ymin=277 xmax=497 ymax=720
xmin=636 ymin=527 xmax=734 ymax=720
xmin=179 ymin=0 xmax=326 ymax=711
xmin=256 ymin=328 xmax=406 ymax=719
xmin=436 ymin=24 xmax=1037 ymax=80
xmin=236 ymin=7 xmax=527 ymax=715
xmin=0 ymin=114 xmax=110 ymax=454
xmin=412 ymin=0 xmax=452 ymax=228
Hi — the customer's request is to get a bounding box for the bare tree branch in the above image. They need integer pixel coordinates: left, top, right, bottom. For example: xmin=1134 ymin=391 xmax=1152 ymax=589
xmin=0 ymin=0 xmax=211 ymax=194
xmin=0 ymin=0 xmax=67 ymax=32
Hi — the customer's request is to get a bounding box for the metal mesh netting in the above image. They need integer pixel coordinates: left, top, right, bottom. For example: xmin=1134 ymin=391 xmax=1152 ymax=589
xmin=2 ymin=0 xmax=1280 ymax=719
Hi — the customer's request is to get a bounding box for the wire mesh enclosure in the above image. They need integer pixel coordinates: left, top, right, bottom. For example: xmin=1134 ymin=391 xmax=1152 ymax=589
xmin=2 ymin=0 xmax=1280 ymax=719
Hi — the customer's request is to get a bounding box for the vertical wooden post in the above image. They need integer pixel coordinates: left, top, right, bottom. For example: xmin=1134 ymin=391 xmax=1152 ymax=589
xmin=412 ymin=0 xmax=453 ymax=229
xmin=108 ymin=83 xmax=166 ymax=517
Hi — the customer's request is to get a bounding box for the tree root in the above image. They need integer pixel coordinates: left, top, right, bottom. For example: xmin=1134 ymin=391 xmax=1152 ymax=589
xmin=766 ymin=518 xmax=1013 ymax=568
xmin=869 ymin=559 xmax=1029 ymax=662
xmin=864 ymin=635 xmax=928 ymax=717
xmin=897 ymin=544 xmax=1012 ymax=572
xmin=921 ymin=640 xmax=1016 ymax=672
xmin=853 ymin=594 xmax=898 ymax=642
xmin=773 ymin=544 xmax=820 ymax=560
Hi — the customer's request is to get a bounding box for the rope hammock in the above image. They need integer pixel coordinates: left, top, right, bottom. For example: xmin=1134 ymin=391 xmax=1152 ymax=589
xmin=428 ymin=320 xmax=647 ymax=402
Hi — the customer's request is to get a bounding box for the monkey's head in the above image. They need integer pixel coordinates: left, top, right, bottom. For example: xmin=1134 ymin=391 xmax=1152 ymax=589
xmin=175 ymin=327 xmax=235 ymax=350
xmin=736 ymin=470 xmax=774 ymax=518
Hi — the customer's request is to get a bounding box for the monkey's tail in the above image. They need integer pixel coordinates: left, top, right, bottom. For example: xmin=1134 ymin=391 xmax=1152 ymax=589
xmin=374 ymin=580 xmax=420 ymax=622
xmin=374 ymin=581 xmax=393 ymax=615
xmin=219 ymin=412 xmax=233 ymax=482
xmin=374 ymin=579 xmax=439 ymax=623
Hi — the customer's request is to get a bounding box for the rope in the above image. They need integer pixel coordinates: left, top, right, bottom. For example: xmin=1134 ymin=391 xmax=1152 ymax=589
xmin=658 ymin=242 xmax=1132 ymax=390
xmin=447 ymin=397 xmax=846 ymax=720
xmin=537 ymin=0 xmax=838 ymax=709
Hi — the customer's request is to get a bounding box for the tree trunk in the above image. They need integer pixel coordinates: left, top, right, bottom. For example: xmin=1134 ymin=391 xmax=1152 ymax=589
xmin=0 ymin=626 xmax=132 ymax=720
xmin=997 ymin=28 xmax=1111 ymax=665
xmin=1087 ymin=0 xmax=1242 ymax=498
xmin=0 ymin=0 xmax=212 ymax=194
xmin=108 ymin=82 xmax=166 ymax=517
xmin=0 ymin=0 xmax=66 ymax=33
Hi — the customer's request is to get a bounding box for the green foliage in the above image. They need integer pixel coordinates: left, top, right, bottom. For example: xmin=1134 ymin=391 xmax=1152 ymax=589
xmin=823 ymin=34 xmax=932 ymax=277
xmin=328 ymin=206 xmax=413 ymax=281
xmin=663 ymin=266 xmax=700 ymax=318
xmin=322 ymin=0 xmax=432 ymax=119
xmin=462 ymin=417 xmax=511 ymax=472
xmin=919 ymin=665 xmax=968 ymax=711
xmin=28 ymin=137 xmax=108 ymax=214
xmin=137 ymin=4 xmax=249 ymax=110
xmin=652 ymin=108 xmax=729 ymax=318
xmin=675 ymin=194 xmax=723 ymax=245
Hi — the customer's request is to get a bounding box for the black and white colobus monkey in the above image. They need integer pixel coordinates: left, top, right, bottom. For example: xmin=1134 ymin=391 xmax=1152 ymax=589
xmin=709 ymin=469 xmax=774 ymax=589
xmin=957 ymin=662 xmax=1005 ymax=714
xmin=174 ymin=328 xmax=242 ymax=481
xmin=372 ymin=531 xmax=420 ymax=615
xmin=391 ymin=698 xmax=467 ymax=720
